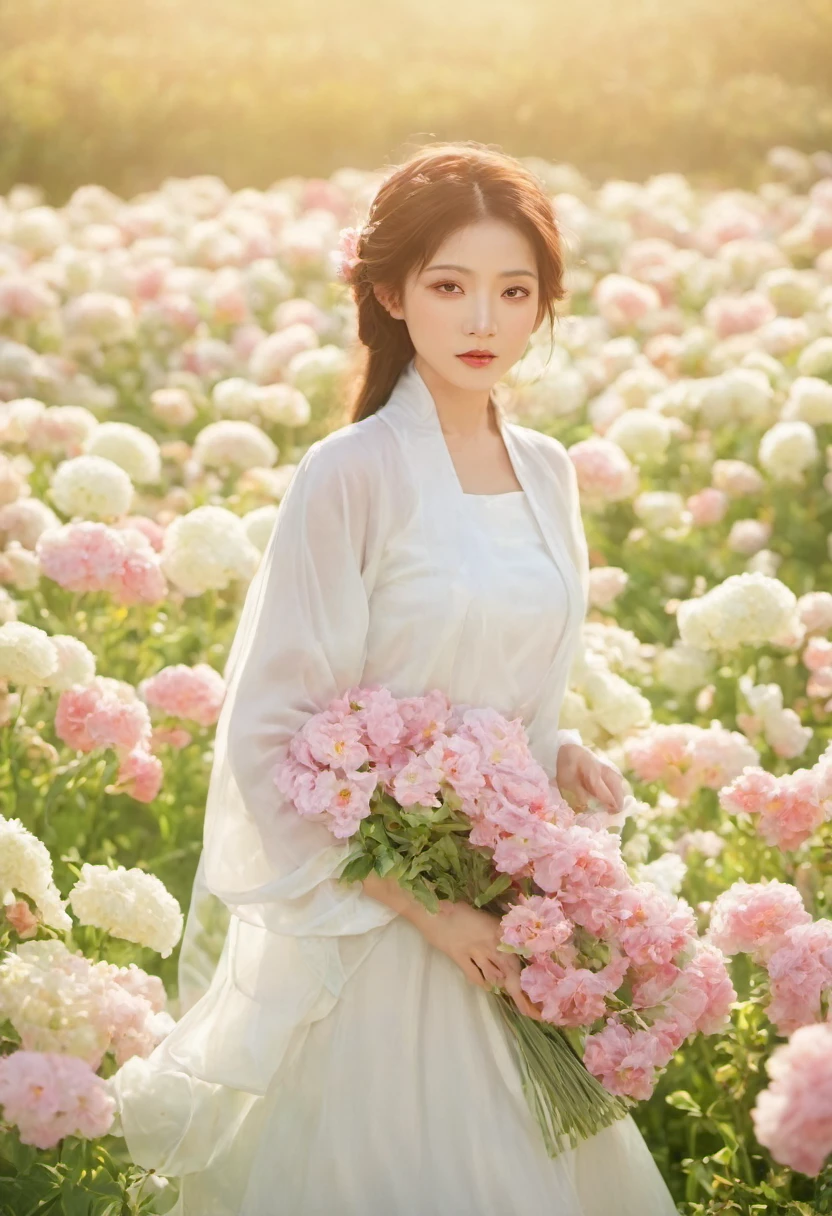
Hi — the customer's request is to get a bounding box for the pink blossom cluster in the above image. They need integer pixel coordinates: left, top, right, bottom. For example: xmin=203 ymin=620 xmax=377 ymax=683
xmin=624 ymin=721 xmax=760 ymax=804
xmin=718 ymin=748 xmax=832 ymax=850
xmin=803 ymin=635 xmax=832 ymax=709
xmin=55 ymin=677 xmax=162 ymax=802
xmin=139 ymin=662 xmax=226 ymax=727
xmin=36 ymin=520 xmax=167 ymax=604
xmin=0 ymin=1051 xmax=115 ymax=1149
xmin=0 ymin=940 xmax=173 ymax=1071
xmin=707 ymin=879 xmax=832 ymax=1036
xmin=751 ymin=1023 xmax=832 ymax=1176
xmin=274 ymin=684 xmax=736 ymax=1102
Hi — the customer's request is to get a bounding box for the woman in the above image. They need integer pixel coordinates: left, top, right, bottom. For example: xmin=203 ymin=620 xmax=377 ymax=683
xmin=113 ymin=142 xmax=679 ymax=1215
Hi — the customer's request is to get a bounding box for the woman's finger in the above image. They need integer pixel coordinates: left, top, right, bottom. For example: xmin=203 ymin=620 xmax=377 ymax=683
xmin=460 ymin=957 xmax=490 ymax=989
xmin=502 ymin=968 xmax=544 ymax=1021
xmin=474 ymin=954 xmax=505 ymax=986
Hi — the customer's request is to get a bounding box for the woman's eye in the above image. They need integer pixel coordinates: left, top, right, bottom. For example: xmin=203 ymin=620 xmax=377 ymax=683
xmin=433 ymin=283 xmax=530 ymax=298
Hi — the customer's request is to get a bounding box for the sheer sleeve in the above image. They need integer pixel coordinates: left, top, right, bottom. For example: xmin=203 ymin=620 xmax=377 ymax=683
xmin=201 ymin=429 xmax=398 ymax=938
xmin=528 ymin=433 xmax=591 ymax=779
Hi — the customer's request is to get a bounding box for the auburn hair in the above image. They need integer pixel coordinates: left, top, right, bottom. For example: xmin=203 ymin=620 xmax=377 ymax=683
xmin=341 ymin=140 xmax=568 ymax=425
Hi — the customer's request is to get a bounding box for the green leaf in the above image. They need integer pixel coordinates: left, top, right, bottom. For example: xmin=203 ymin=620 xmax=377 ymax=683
xmin=472 ymin=871 xmax=513 ymax=907
xmin=338 ymin=853 xmax=374 ymax=883
xmin=666 ymin=1090 xmax=702 ymax=1116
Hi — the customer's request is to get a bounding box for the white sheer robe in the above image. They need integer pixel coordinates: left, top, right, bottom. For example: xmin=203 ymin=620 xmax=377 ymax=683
xmin=111 ymin=358 xmax=677 ymax=1215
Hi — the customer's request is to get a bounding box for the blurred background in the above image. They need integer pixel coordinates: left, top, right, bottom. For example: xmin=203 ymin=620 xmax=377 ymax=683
xmin=2 ymin=0 xmax=832 ymax=201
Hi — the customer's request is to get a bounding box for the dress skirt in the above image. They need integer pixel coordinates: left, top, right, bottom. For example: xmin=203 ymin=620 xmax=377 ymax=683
xmin=170 ymin=913 xmax=679 ymax=1216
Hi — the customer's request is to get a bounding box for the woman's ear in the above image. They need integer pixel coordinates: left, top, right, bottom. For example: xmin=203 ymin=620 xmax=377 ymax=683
xmin=373 ymin=283 xmax=403 ymax=320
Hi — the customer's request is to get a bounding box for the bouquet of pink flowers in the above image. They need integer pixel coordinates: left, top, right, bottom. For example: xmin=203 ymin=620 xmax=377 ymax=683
xmin=273 ymin=684 xmax=737 ymax=1157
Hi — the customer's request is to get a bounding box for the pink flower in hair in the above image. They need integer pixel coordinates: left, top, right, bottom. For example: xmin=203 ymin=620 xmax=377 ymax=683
xmin=334 ymin=226 xmax=362 ymax=284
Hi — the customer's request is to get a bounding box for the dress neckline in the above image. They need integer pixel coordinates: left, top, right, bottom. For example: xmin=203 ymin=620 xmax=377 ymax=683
xmin=462 ymin=490 xmax=526 ymax=498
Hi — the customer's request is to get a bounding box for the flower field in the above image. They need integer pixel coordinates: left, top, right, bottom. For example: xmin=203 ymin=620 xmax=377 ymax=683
xmin=1 ymin=144 xmax=832 ymax=1213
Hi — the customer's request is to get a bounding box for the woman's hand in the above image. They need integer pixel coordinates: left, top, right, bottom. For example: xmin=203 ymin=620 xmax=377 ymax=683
xmin=418 ymin=900 xmax=544 ymax=1021
xmin=556 ymin=742 xmax=625 ymax=815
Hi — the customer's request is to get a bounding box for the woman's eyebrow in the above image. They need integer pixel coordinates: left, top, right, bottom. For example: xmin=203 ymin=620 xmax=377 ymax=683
xmin=424 ymin=263 xmax=538 ymax=279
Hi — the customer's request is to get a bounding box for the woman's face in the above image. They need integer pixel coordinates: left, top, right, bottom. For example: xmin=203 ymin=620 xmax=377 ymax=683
xmin=374 ymin=218 xmax=543 ymax=393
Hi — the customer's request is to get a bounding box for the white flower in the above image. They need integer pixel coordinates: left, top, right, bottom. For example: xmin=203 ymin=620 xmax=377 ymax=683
xmin=161 ymin=505 xmax=260 ymax=595
xmin=758 ymin=420 xmax=819 ymax=484
xmin=605 ymin=408 xmax=673 ymax=462
xmin=797 ymin=336 xmax=832 ymax=379
xmin=677 ymin=572 xmax=797 ymax=651
xmin=0 ymin=397 xmax=47 ymax=446
xmin=579 ymin=657 xmax=653 ymax=736
xmin=212 ymin=377 xmax=260 ymax=420
xmin=0 ymin=497 xmax=61 ymax=549
xmin=633 ymin=490 xmax=688 ymax=532
xmin=41 ymin=635 xmax=96 ymax=691
xmin=84 ymin=422 xmax=161 ymax=485
xmin=698 ymin=368 xmax=775 ymax=428
xmin=0 ymin=815 xmax=71 ymax=930
xmin=254 ymin=384 xmax=312 ymax=427
xmin=654 ymin=643 xmax=715 ymax=693
xmin=285 ymin=343 xmax=348 ymax=402
xmin=0 ymin=621 xmax=58 ymax=685
xmin=635 ymin=852 xmax=687 ymax=896
xmin=64 ymin=291 xmax=136 ymax=344
xmin=68 ymin=863 xmax=183 ymax=958
xmin=781 ymin=377 xmax=832 ymax=427
xmin=50 ymin=454 xmax=134 ymax=520
xmin=242 ymin=504 xmax=279 ymax=553
xmin=193 ymin=420 xmax=277 ymax=472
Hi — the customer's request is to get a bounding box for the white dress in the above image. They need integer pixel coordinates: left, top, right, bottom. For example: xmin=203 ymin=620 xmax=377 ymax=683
xmin=112 ymin=360 xmax=679 ymax=1215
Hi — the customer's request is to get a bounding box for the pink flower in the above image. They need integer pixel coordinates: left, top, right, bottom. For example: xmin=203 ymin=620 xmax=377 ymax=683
xmin=37 ymin=522 xmax=126 ymax=593
xmin=686 ymin=486 xmax=729 ymax=526
xmin=532 ymin=824 xmax=629 ymax=910
xmin=150 ymin=724 xmax=193 ymax=751
xmin=0 ymin=1051 xmax=115 ymax=1149
xmin=521 ymin=956 xmax=627 ymax=1028
xmin=333 ymin=227 xmax=362 ymax=284
xmin=54 ymin=685 xmax=104 ymax=752
xmin=500 ymin=894 xmax=574 ymax=957
xmin=706 ymin=879 xmax=812 ymax=965
xmin=301 ymin=708 xmax=369 ymax=773
xmin=140 ymin=663 xmax=226 ymax=727
xmin=568 ymin=437 xmax=639 ymax=505
xmin=751 ymin=1023 xmax=832 ymax=1176
xmin=593 ymin=274 xmax=662 ymax=329
xmin=703 ymin=291 xmax=777 ymax=338
xmin=391 ymin=738 xmax=446 ymax=808
xmin=583 ymin=1020 xmax=666 ymax=1100
xmin=291 ymin=768 xmax=377 ymax=838
xmin=86 ymin=698 xmax=152 ymax=754
xmin=720 ymin=766 xmax=831 ymax=850
xmin=608 ymin=884 xmax=698 ymax=968
xmin=110 ymin=747 xmax=163 ymax=804
xmin=4 ymin=899 xmax=40 ymax=939
xmin=492 ymin=819 xmax=562 ymax=877
xmin=36 ymin=521 xmax=166 ymax=603
xmin=765 ymin=919 xmax=832 ymax=1035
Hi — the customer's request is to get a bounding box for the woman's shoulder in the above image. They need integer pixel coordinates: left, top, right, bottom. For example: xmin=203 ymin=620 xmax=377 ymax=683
xmin=295 ymin=413 xmax=400 ymax=503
